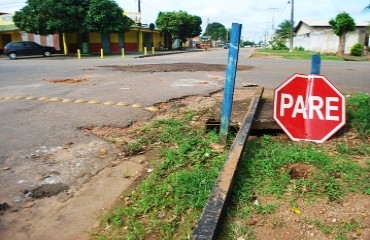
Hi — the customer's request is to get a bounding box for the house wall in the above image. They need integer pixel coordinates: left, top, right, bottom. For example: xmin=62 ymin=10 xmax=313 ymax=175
xmin=21 ymin=32 xmax=60 ymax=50
xmin=0 ymin=31 xmax=21 ymax=49
xmin=296 ymin=23 xmax=329 ymax=35
xmin=124 ymin=31 xmax=138 ymax=51
xmin=66 ymin=30 xmax=164 ymax=53
xmin=293 ymin=28 xmax=367 ymax=54
xmin=89 ymin=32 xmax=101 ymax=53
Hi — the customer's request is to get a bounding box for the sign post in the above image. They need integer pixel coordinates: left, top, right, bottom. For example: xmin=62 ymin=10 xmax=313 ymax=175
xmin=219 ymin=23 xmax=242 ymax=145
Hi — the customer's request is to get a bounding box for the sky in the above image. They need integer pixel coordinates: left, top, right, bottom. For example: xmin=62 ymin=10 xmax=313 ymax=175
xmin=1 ymin=0 xmax=369 ymax=42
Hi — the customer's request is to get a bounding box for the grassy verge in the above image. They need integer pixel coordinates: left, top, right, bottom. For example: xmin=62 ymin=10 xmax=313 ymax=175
xmin=93 ymin=93 xmax=369 ymax=240
xmin=93 ymin=115 xmax=229 ymax=239
xmin=220 ymin=92 xmax=370 ymax=239
xmin=254 ymin=48 xmax=369 ymax=61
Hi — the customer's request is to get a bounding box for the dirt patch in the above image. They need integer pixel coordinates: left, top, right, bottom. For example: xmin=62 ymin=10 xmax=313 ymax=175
xmin=27 ymin=183 xmax=69 ymax=199
xmin=47 ymin=79 xmax=87 ymax=83
xmin=99 ymin=63 xmax=254 ymax=72
xmin=285 ymin=163 xmax=316 ymax=179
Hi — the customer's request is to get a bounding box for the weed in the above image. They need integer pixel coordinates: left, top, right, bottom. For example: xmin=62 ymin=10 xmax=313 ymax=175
xmin=312 ymin=219 xmax=363 ymax=239
xmin=105 ymin=137 xmax=116 ymax=144
xmin=254 ymin=203 xmax=279 ymax=215
xmin=270 ymin=217 xmax=286 ymax=228
xmin=123 ymin=137 xmax=149 ymax=155
xmin=219 ymin=221 xmax=255 ymax=240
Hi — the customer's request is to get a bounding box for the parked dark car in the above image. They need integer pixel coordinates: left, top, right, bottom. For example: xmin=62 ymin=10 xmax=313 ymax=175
xmin=4 ymin=41 xmax=56 ymax=60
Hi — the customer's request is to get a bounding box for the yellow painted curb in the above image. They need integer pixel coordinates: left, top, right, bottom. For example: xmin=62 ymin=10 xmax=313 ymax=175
xmin=62 ymin=98 xmax=74 ymax=103
xmin=132 ymin=103 xmax=144 ymax=108
xmin=116 ymin=102 xmax=129 ymax=106
xmin=14 ymin=96 xmax=26 ymax=99
xmin=25 ymin=96 xmax=37 ymax=100
xmin=104 ymin=101 xmax=116 ymax=105
xmin=145 ymin=106 xmax=160 ymax=112
xmin=88 ymin=100 xmax=101 ymax=104
xmin=48 ymin=97 xmax=62 ymax=102
xmin=74 ymin=99 xmax=87 ymax=103
xmin=38 ymin=97 xmax=49 ymax=101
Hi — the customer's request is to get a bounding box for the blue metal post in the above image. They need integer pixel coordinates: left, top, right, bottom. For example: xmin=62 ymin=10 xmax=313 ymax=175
xmin=311 ymin=53 xmax=321 ymax=74
xmin=219 ymin=23 xmax=242 ymax=144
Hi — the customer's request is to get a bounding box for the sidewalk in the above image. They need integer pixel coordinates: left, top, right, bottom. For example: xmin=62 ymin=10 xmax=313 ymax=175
xmin=0 ymin=48 xmax=204 ymax=60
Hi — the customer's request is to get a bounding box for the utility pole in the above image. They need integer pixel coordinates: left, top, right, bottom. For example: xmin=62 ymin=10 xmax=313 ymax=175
xmin=289 ymin=0 xmax=294 ymax=52
xmin=138 ymin=0 xmax=141 ymax=13
xmin=270 ymin=8 xmax=278 ymax=32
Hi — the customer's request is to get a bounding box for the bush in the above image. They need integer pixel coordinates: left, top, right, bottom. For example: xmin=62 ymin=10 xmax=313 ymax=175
xmin=269 ymin=38 xmax=289 ymax=50
xmin=350 ymin=43 xmax=364 ymax=56
xmin=294 ymin=46 xmax=305 ymax=51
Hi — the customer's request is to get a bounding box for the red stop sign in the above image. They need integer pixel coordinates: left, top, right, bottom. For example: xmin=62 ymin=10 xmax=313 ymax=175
xmin=273 ymin=74 xmax=346 ymax=143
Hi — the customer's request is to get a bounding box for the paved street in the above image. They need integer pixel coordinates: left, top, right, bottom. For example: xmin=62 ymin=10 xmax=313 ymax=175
xmin=0 ymin=48 xmax=369 ymax=199
xmin=0 ymin=48 xmax=369 ymax=239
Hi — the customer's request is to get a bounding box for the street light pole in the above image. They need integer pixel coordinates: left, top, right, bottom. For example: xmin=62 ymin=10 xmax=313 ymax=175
xmin=289 ymin=0 xmax=294 ymax=52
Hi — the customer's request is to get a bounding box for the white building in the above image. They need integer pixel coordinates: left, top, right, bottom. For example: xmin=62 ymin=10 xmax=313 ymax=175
xmin=291 ymin=19 xmax=369 ymax=54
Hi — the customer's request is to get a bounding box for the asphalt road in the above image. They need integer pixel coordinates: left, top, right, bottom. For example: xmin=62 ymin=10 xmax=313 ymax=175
xmin=0 ymin=48 xmax=369 ymax=203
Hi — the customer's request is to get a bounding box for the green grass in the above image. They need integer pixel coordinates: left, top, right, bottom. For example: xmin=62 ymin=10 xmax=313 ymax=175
xmin=94 ymin=92 xmax=370 ymax=240
xmin=346 ymin=92 xmax=370 ymax=139
xmin=94 ymin=117 xmax=228 ymax=240
xmin=256 ymin=48 xmax=345 ymax=61
xmin=220 ymin=135 xmax=370 ymax=239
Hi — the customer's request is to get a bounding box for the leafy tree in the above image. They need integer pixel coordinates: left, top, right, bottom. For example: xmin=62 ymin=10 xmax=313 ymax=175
xmin=13 ymin=0 xmax=89 ymax=35
xmin=275 ymin=20 xmax=291 ymax=38
xmin=85 ymin=0 xmax=133 ymax=33
xmin=156 ymin=11 xmax=202 ymax=48
xmin=13 ymin=0 xmax=132 ymax=35
xmin=204 ymin=22 xmax=227 ymax=41
xmin=363 ymin=4 xmax=370 ymax=12
xmin=329 ymin=12 xmax=356 ymax=57
xmin=241 ymin=40 xmax=255 ymax=47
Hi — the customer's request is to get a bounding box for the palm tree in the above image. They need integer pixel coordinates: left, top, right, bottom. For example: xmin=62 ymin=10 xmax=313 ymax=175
xmin=363 ymin=3 xmax=370 ymax=12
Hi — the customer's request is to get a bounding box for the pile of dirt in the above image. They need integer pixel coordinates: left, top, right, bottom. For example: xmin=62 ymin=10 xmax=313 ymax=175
xmin=100 ymin=63 xmax=254 ymax=72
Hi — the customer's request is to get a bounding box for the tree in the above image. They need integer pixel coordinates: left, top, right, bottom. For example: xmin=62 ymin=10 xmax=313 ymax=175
xmin=13 ymin=0 xmax=89 ymax=35
xmin=363 ymin=4 xmax=370 ymax=12
xmin=204 ymin=22 xmax=227 ymax=41
xmin=275 ymin=20 xmax=291 ymax=38
xmin=156 ymin=11 xmax=202 ymax=48
xmin=13 ymin=0 xmax=132 ymax=35
xmin=329 ymin=12 xmax=356 ymax=57
xmin=85 ymin=0 xmax=133 ymax=33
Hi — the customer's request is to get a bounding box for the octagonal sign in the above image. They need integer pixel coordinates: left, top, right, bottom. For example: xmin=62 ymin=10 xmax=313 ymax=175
xmin=273 ymin=74 xmax=346 ymax=143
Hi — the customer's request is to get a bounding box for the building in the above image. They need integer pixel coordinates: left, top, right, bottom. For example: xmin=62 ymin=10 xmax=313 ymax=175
xmin=0 ymin=13 xmax=166 ymax=55
xmin=292 ymin=19 xmax=369 ymax=54
xmin=64 ymin=23 xmax=165 ymax=54
xmin=0 ymin=13 xmax=60 ymax=53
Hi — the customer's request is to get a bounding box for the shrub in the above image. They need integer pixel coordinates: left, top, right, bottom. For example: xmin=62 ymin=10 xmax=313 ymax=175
xmin=350 ymin=43 xmax=363 ymax=56
xmin=294 ymin=46 xmax=305 ymax=51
